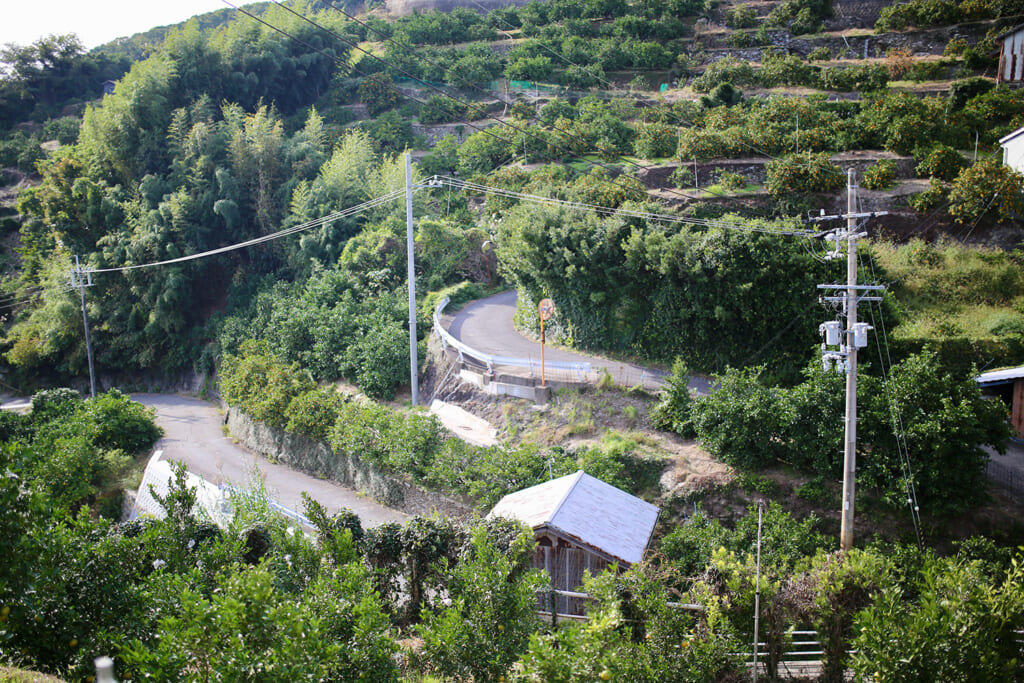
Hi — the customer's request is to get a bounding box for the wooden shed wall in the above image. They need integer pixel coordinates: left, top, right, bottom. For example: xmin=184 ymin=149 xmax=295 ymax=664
xmin=1000 ymin=30 xmax=1024 ymax=82
xmin=1013 ymin=378 xmax=1024 ymax=437
xmin=533 ymin=533 xmax=614 ymax=616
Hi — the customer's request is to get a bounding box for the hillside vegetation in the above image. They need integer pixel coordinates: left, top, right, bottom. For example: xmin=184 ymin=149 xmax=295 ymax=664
xmin=2 ymin=0 xmax=1024 ymax=678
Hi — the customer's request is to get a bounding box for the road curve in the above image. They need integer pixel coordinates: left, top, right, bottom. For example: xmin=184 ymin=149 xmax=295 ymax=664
xmin=445 ymin=290 xmax=712 ymax=394
xmin=133 ymin=394 xmax=408 ymax=528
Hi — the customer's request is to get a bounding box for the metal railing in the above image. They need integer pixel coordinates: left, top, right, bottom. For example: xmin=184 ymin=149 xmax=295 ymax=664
xmin=434 ymin=297 xmax=591 ymax=381
xmin=987 ymin=458 xmax=1024 ymax=500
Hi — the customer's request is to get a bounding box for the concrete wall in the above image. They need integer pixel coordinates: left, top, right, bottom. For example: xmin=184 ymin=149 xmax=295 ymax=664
xmin=640 ymin=155 xmax=916 ymax=191
xmin=225 ymin=407 xmax=473 ymax=520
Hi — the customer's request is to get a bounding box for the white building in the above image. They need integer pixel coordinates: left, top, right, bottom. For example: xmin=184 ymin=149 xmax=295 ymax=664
xmin=1000 ymin=127 xmax=1024 ymax=175
xmin=489 ymin=470 xmax=659 ymax=615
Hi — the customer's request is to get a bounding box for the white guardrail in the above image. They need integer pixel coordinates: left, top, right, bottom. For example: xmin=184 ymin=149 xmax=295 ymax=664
xmin=434 ymin=296 xmax=591 ymax=381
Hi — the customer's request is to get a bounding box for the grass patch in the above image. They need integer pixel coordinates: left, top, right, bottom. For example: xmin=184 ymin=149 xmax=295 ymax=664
xmin=0 ymin=668 xmax=66 ymax=683
xmin=697 ymin=183 xmax=763 ymax=197
xmin=872 ymin=239 xmax=1024 ymax=341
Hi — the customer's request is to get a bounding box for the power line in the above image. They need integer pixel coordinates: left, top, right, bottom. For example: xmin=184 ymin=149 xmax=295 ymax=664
xmin=68 ymin=174 xmax=811 ymax=278
xmin=87 ymin=189 xmax=406 ymax=274
xmin=456 ymin=0 xmax=799 ymax=181
xmin=0 ymin=287 xmax=75 ymax=313
xmin=240 ymin=0 xmax=767 ymax=213
xmin=860 ymin=248 xmax=923 ymax=549
xmin=439 ymin=175 xmax=813 ymax=235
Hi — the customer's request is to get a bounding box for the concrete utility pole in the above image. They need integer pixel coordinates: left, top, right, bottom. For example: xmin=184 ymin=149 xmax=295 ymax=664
xmin=405 ymin=153 xmax=419 ymax=407
xmin=752 ymin=499 xmax=765 ymax=681
xmin=811 ymin=170 xmax=886 ymax=552
xmin=840 ymin=168 xmax=858 ymax=552
xmin=404 ymin=154 xmax=442 ymax=407
xmin=71 ymin=255 xmax=97 ymax=398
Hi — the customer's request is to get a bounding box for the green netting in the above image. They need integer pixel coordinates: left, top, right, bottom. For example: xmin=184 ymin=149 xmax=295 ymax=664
xmin=393 ymin=77 xmax=450 ymax=89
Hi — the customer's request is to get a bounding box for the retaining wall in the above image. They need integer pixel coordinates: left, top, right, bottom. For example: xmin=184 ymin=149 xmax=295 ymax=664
xmin=225 ymin=407 xmax=473 ymax=520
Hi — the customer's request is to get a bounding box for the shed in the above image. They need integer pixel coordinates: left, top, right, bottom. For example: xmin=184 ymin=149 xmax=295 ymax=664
xmin=997 ymin=24 xmax=1024 ymax=83
xmin=999 ymin=127 xmax=1024 ymax=174
xmin=488 ymin=470 xmax=659 ymax=615
xmin=977 ymin=365 xmax=1024 ymax=439
xmin=102 ymin=80 xmax=117 ymax=96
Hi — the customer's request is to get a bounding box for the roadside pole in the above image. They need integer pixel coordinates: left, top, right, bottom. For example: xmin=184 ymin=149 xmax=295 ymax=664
xmin=406 ymin=153 xmax=419 ymax=406
xmin=72 ymin=255 xmax=97 ymax=398
xmin=840 ymin=168 xmax=858 ymax=552
xmin=811 ymin=170 xmax=887 ymax=552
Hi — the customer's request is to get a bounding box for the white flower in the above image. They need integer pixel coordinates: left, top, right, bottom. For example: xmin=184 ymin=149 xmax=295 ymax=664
xmin=153 ymin=559 xmax=166 ymax=570
xmin=187 ymin=539 xmax=196 ymax=549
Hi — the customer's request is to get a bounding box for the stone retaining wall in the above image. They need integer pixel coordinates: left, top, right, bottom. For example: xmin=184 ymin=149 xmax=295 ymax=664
xmin=225 ymin=407 xmax=473 ymax=520
xmin=639 ymin=154 xmax=916 ymax=191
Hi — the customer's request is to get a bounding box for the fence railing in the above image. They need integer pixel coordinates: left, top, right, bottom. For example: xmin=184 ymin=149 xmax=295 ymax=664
xmin=987 ymin=458 xmax=1024 ymax=500
xmin=434 ymin=297 xmax=591 ymax=382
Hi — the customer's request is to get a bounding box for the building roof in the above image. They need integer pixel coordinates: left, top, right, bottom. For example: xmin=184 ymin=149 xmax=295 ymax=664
xmin=977 ymin=365 xmax=1024 ymax=386
xmin=999 ymin=126 xmax=1024 ymax=147
xmin=488 ymin=470 xmax=659 ymax=565
xmin=132 ymin=449 xmax=230 ymax=525
xmin=996 ymin=23 xmax=1024 ymax=42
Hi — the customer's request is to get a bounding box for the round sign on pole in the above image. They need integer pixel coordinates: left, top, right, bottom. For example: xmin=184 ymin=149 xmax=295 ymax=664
xmin=538 ymin=298 xmax=555 ymax=321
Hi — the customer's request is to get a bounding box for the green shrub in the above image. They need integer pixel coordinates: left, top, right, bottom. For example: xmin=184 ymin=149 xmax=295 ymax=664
xmin=340 ymin=315 xmax=410 ymax=401
xmin=875 ymin=0 xmax=960 ymax=31
xmin=862 ymin=159 xmax=896 ymax=190
xmin=285 ymin=386 xmax=348 ymax=440
xmin=219 ymin=341 xmax=315 ymax=428
xmin=419 ymin=95 xmax=467 ymax=124
xmin=758 ymin=54 xmax=817 ymax=88
xmin=948 ymin=159 xmax=1024 ymax=226
xmin=668 ymin=165 xmax=694 ymax=188
xmin=725 ymin=5 xmax=758 ymax=28
xmin=689 ymin=366 xmax=788 ymax=469
xmin=692 ymin=57 xmax=757 ymax=93
xmin=417 ymin=526 xmax=544 ymax=682
xmin=421 ymin=281 xmax=486 ymax=321
xmin=358 ymin=72 xmax=401 ymax=116
xmin=633 ymin=122 xmax=678 ymax=159
xmin=948 ymin=77 xmax=995 ymax=110
xmin=807 ymin=46 xmax=831 ymax=61
xmin=908 ymin=177 xmax=947 ymax=211
xmin=718 ymin=171 xmax=747 ymax=190
xmin=944 ymin=37 xmax=969 ymax=57
xmin=851 ymin=554 xmax=1024 ymax=682
xmin=794 ymin=477 xmax=832 ymax=504
xmin=30 ymin=388 xmax=82 ymax=425
xmin=915 ymin=145 xmax=968 ymax=180
xmin=817 ymin=64 xmax=889 ymax=92
xmin=984 ymin=311 xmax=1024 ymax=337
xmin=726 ymin=30 xmax=754 ymax=48
xmin=765 ymin=152 xmax=845 ymax=199
xmin=81 ymin=389 xmax=162 ymax=454
xmin=650 ymin=358 xmax=696 ymax=436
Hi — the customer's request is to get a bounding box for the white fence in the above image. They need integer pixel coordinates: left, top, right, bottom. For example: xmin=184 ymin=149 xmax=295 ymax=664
xmin=433 ymin=297 xmax=674 ymax=392
xmin=434 ymin=297 xmax=592 ymax=382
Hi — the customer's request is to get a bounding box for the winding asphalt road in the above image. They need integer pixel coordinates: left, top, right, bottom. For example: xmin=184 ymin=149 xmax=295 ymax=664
xmin=446 ymin=290 xmax=713 ymax=394
xmin=133 ymin=394 xmax=408 ymax=527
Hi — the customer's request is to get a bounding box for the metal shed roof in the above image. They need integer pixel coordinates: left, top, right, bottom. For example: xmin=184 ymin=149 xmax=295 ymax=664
xmin=488 ymin=470 xmax=660 ymax=565
xmin=977 ymin=365 xmax=1024 ymax=386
